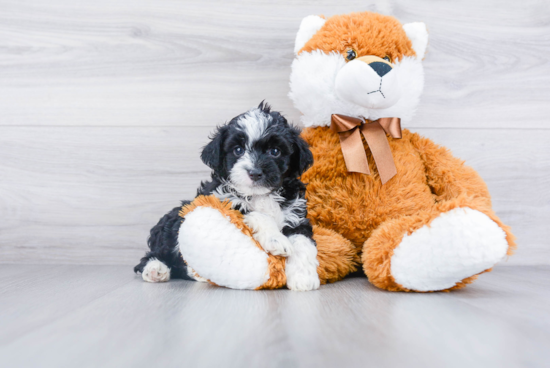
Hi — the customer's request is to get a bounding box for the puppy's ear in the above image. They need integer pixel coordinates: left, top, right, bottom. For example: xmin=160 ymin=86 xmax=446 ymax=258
xmin=288 ymin=128 xmax=314 ymax=178
xmin=201 ymin=126 xmax=227 ymax=171
xmin=258 ymin=100 xmax=271 ymax=113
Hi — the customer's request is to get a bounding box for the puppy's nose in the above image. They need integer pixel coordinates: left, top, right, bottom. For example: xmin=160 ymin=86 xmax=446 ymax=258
xmin=248 ymin=168 xmax=263 ymax=181
xmin=369 ymin=62 xmax=392 ymax=77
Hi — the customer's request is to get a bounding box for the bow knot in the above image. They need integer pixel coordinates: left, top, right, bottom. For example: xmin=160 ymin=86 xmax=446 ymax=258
xmin=330 ymin=114 xmax=402 ymax=184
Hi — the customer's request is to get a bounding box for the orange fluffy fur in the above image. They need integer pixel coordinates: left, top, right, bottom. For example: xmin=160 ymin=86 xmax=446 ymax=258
xmin=179 ymin=195 xmax=286 ymax=290
xmin=179 ymin=12 xmax=515 ymax=292
xmin=179 ymin=196 xmax=357 ymax=289
xmin=294 ymin=11 xmax=515 ymax=292
xmin=299 ymin=12 xmax=416 ymax=62
xmin=301 ymin=127 xmax=516 ymax=292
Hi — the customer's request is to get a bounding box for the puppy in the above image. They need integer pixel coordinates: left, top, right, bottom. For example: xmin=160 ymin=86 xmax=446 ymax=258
xmin=134 ymin=102 xmax=320 ymax=291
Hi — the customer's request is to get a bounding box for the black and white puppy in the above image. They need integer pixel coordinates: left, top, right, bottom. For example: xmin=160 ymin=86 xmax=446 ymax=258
xmin=134 ymin=102 xmax=320 ymax=291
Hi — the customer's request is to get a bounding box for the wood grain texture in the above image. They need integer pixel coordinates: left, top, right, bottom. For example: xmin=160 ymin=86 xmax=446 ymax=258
xmin=0 ymin=127 xmax=547 ymax=265
xmin=0 ymin=0 xmax=548 ymax=128
xmin=0 ymin=0 xmax=549 ymax=265
xmin=0 ymin=265 xmax=549 ymax=368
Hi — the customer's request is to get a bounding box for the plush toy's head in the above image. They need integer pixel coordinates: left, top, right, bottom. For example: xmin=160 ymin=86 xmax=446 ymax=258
xmin=289 ymin=12 xmax=428 ymax=127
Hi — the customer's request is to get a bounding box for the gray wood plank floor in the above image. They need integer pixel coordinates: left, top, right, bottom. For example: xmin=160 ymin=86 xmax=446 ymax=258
xmin=0 ymin=265 xmax=549 ymax=368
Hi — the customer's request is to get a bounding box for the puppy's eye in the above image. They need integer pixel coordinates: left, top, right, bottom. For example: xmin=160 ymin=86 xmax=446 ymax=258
xmin=268 ymin=148 xmax=280 ymax=157
xmin=346 ymin=49 xmax=357 ymax=61
xmin=383 ymin=55 xmax=391 ymax=62
xmin=233 ymin=146 xmax=244 ymax=156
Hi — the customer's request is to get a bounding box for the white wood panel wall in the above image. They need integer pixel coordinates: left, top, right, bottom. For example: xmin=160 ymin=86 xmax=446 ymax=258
xmin=0 ymin=0 xmax=548 ymax=265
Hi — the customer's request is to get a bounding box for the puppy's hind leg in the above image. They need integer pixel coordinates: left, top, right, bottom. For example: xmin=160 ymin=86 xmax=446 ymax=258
xmin=134 ymin=204 xmax=194 ymax=283
xmin=141 ymin=258 xmax=171 ymax=283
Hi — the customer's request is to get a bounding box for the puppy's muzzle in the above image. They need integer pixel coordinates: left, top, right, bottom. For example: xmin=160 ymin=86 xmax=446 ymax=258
xmin=335 ymin=55 xmax=402 ymax=109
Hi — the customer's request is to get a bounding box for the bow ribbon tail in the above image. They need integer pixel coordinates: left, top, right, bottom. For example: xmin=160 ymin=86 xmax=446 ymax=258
xmin=360 ymin=121 xmax=397 ymax=184
xmin=378 ymin=117 xmax=402 ymax=139
xmin=337 ymin=128 xmax=370 ymax=174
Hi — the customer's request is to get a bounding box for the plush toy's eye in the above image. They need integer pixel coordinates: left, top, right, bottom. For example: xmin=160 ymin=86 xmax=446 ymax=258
xmin=383 ymin=55 xmax=391 ymax=62
xmin=268 ymin=148 xmax=281 ymax=157
xmin=346 ymin=49 xmax=357 ymax=61
xmin=233 ymin=146 xmax=244 ymax=156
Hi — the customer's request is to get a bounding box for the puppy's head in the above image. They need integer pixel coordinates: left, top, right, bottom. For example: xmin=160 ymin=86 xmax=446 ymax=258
xmin=201 ymin=102 xmax=313 ymax=196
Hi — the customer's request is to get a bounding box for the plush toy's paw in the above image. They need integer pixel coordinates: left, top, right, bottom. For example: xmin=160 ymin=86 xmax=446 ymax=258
xmin=142 ymin=259 xmax=171 ymax=283
xmin=391 ymin=208 xmax=508 ymax=291
xmin=179 ymin=205 xmax=272 ymax=290
xmin=244 ymin=212 xmax=292 ymax=256
xmin=285 ymin=235 xmax=320 ymax=291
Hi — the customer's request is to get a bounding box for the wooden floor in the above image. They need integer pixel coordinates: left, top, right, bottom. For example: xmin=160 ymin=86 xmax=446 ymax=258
xmin=1 ymin=265 xmax=549 ymax=368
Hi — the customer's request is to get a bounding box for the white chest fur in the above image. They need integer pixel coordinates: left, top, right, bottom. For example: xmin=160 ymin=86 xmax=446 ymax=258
xmin=248 ymin=194 xmax=286 ymax=230
xmin=214 ymin=185 xmax=305 ymax=231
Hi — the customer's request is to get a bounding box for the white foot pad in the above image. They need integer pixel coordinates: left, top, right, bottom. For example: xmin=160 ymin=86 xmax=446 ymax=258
xmin=179 ymin=207 xmax=270 ymax=290
xmin=285 ymin=235 xmax=320 ymax=291
xmin=142 ymin=259 xmax=171 ymax=283
xmin=391 ymin=208 xmax=508 ymax=291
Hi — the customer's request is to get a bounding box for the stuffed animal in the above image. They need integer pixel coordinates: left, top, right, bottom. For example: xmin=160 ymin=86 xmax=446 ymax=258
xmin=165 ymin=11 xmax=515 ymax=292
xmin=178 ymin=195 xmax=358 ymax=290
xmin=289 ymin=11 xmax=515 ymax=291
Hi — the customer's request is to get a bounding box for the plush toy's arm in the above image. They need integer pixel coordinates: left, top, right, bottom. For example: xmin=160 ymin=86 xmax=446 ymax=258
xmin=179 ymin=196 xmax=358 ymax=290
xmin=410 ymin=133 xmax=492 ymax=208
xmin=410 ymin=132 xmax=515 ymax=254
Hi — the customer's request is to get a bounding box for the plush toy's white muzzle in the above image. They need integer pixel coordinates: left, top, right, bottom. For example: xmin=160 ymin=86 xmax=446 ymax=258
xmin=335 ymin=56 xmax=402 ymax=109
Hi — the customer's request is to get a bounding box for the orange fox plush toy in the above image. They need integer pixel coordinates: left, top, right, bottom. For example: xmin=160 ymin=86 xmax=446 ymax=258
xmin=180 ymin=11 xmax=515 ymax=292
xmin=290 ymin=11 xmax=515 ymax=291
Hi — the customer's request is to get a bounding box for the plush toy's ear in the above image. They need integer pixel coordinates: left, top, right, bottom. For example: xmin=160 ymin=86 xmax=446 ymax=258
xmin=201 ymin=126 xmax=228 ymax=172
xmin=294 ymin=15 xmax=326 ymax=54
xmin=403 ymin=22 xmax=429 ymax=59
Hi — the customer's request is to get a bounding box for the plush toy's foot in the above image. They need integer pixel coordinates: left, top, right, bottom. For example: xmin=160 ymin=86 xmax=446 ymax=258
xmin=178 ymin=196 xmax=287 ymax=290
xmin=142 ymin=258 xmax=171 ymax=283
xmin=179 ymin=205 xmax=273 ymax=289
xmin=285 ymin=235 xmax=320 ymax=291
xmin=177 ymin=196 xmax=361 ymax=290
xmin=391 ymin=208 xmax=508 ymax=291
xmin=186 ymin=266 xmax=208 ymax=283
xmin=363 ymin=206 xmax=514 ymax=292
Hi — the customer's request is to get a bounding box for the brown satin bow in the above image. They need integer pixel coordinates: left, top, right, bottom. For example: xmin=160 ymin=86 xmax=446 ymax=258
xmin=330 ymin=114 xmax=402 ymax=184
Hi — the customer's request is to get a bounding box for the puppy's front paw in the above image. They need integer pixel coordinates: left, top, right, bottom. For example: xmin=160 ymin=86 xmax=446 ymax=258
xmin=142 ymin=259 xmax=171 ymax=283
xmin=286 ymin=259 xmax=320 ymax=291
xmin=262 ymin=233 xmax=293 ymax=257
xmin=285 ymin=235 xmax=320 ymax=291
xmin=286 ymin=272 xmax=320 ymax=291
xmin=244 ymin=211 xmax=292 ymax=256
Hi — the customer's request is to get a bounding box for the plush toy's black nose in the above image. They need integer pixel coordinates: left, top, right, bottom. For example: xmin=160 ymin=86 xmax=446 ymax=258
xmin=248 ymin=168 xmax=263 ymax=181
xmin=369 ymin=62 xmax=392 ymax=77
